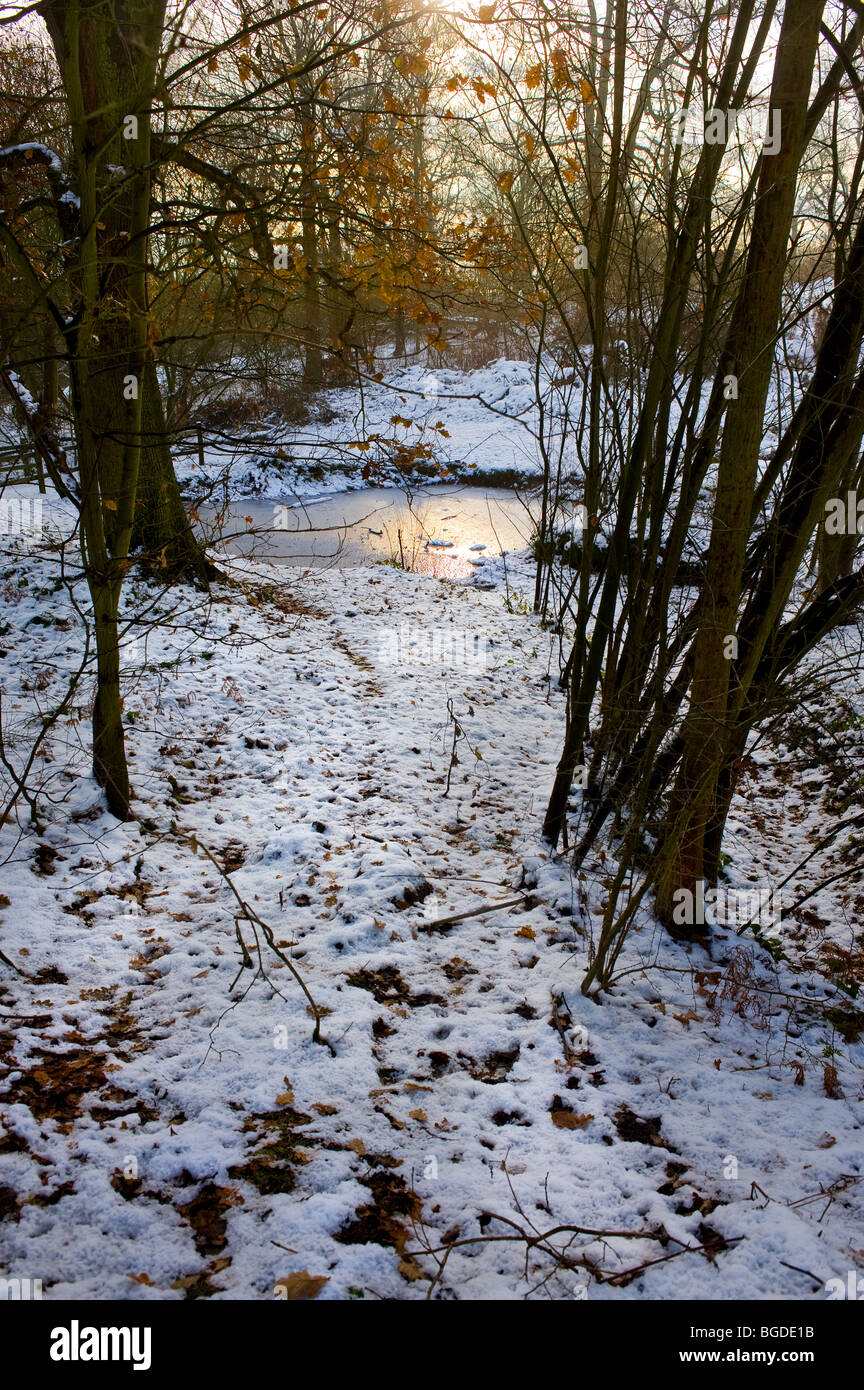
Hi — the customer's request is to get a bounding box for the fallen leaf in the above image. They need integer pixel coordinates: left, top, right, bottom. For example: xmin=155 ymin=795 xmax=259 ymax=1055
xmin=274 ymin=1271 xmax=329 ymax=1300
xmin=409 ymin=1108 xmax=427 ymax=1122
xmin=551 ymin=1110 xmax=593 ymax=1130
xmin=515 ymin=925 xmax=536 ymax=939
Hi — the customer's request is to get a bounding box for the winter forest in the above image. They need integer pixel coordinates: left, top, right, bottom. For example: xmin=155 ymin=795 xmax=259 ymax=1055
xmin=1 ymin=0 xmax=864 ymax=1324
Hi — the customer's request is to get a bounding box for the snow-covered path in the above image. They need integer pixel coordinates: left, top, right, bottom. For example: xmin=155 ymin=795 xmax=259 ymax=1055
xmin=1 ymin=548 xmax=862 ymax=1300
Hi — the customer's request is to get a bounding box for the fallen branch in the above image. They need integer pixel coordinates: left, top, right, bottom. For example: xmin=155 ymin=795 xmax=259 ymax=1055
xmin=418 ymin=896 xmax=527 ymax=933
xmin=185 ymin=832 xmax=328 ymax=1048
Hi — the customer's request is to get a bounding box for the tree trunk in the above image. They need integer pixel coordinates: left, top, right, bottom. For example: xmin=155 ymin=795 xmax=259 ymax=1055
xmin=300 ymin=103 xmax=322 ymax=387
xmin=132 ymin=349 xmax=213 ymax=583
xmin=42 ymin=0 xmax=168 ymax=819
xmin=655 ymin=0 xmax=827 ymax=924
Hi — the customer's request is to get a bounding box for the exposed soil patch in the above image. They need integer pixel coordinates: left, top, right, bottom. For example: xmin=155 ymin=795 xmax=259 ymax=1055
xmin=0 ymin=1184 xmax=19 ymax=1221
xmin=346 ymin=965 xmax=444 ymax=1008
xmin=492 ymin=1109 xmax=530 ymax=1127
xmin=176 ymin=1183 xmax=245 ymax=1256
xmin=458 ymin=1044 xmax=520 ymax=1084
xmin=229 ymin=1105 xmax=316 ymax=1195
xmin=335 ymin=1171 xmax=422 ymax=1252
xmin=614 ymin=1104 xmax=669 ymax=1148
xmin=388 ymin=878 xmax=434 ymax=911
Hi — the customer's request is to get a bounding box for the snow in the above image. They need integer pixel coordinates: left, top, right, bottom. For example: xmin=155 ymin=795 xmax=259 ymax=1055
xmin=6 ymin=372 xmax=39 ymax=418
xmin=178 ymin=359 xmax=568 ymax=503
xmin=0 ymin=143 xmax=64 ymax=174
xmin=1 ymin=514 xmax=862 ymax=1300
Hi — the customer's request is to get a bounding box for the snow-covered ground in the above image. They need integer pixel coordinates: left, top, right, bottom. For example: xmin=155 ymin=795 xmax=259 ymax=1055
xmin=177 ymin=360 xmax=575 ymax=504
xmin=1 ymin=521 xmax=863 ymax=1300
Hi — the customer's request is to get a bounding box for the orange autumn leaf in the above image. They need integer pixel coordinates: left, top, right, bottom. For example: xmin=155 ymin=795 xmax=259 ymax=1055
xmin=551 ymin=1110 xmax=593 ymax=1130
xmin=275 ymin=1271 xmax=329 ymax=1300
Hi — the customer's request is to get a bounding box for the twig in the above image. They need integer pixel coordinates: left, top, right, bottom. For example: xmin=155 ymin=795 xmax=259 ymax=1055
xmin=779 ymin=1260 xmax=825 ymax=1285
xmin=0 ymin=949 xmax=28 ymax=976
xmin=418 ymin=896 xmax=527 ymax=933
xmin=185 ymin=832 xmax=328 ymax=1048
xmin=599 ymin=1235 xmax=746 ymax=1286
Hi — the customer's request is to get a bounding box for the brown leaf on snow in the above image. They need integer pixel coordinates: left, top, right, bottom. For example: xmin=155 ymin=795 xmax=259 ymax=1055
xmin=311 ymin=1102 xmax=338 ymax=1116
xmin=551 ymin=1110 xmax=593 ymax=1130
xmin=275 ymin=1271 xmax=329 ymax=1300
xmin=514 ymin=925 xmax=536 ymax=939
xmin=127 ymin=1272 xmax=154 ymax=1285
xmin=409 ymin=1108 xmax=428 ymax=1122
xmin=1 ymin=1048 xmax=108 ymax=1121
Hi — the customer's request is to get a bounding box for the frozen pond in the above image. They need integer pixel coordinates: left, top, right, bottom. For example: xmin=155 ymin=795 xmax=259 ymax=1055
xmin=201 ymin=484 xmax=536 ymax=576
